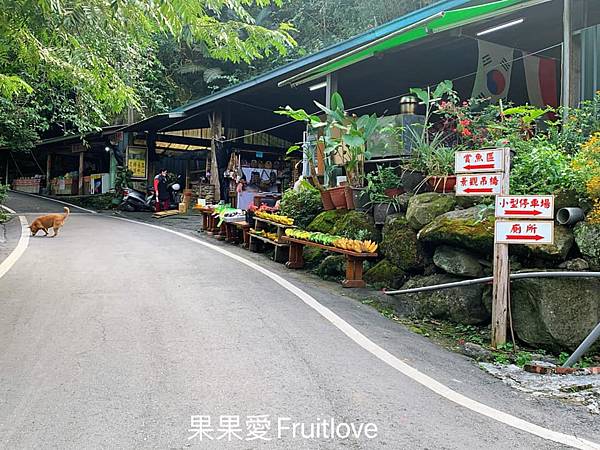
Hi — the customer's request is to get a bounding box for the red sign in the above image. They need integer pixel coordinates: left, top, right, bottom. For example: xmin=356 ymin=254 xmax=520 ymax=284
xmin=456 ymin=173 xmax=503 ymax=196
xmin=495 ymin=195 xmax=554 ymax=219
xmin=455 ymin=149 xmax=505 ymax=173
xmin=495 ymin=220 xmax=554 ymax=245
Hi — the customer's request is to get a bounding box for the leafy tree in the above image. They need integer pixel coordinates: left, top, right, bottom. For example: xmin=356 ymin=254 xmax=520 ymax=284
xmin=0 ymin=0 xmax=296 ymax=150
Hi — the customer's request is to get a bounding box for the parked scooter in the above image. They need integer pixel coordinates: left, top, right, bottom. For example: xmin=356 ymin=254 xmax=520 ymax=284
xmin=120 ymin=186 xmax=155 ymax=212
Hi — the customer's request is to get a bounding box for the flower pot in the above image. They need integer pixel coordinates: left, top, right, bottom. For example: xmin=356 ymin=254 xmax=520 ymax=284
xmin=320 ymin=189 xmax=335 ymax=211
xmin=400 ymin=170 xmax=428 ymax=193
xmin=344 ymin=186 xmax=355 ymax=210
xmin=373 ymin=203 xmax=399 ymax=225
xmin=350 ymin=187 xmax=370 ymax=211
xmin=384 ymin=187 xmax=405 ymax=198
xmin=328 ymin=186 xmax=348 ymax=209
xmin=427 ymin=176 xmax=456 ymax=193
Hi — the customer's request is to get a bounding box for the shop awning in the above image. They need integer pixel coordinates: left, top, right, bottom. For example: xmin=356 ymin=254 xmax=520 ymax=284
xmin=279 ymin=0 xmax=551 ymax=88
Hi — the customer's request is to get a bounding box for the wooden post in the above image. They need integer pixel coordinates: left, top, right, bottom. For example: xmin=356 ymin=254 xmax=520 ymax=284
xmin=46 ymin=153 xmax=52 ymax=192
xmin=78 ymin=152 xmax=84 ymax=195
xmin=210 ymin=111 xmax=222 ymax=202
xmin=491 ymin=148 xmax=511 ymax=347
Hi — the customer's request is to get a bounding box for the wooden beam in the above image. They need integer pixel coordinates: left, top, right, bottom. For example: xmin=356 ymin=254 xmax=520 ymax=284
xmin=210 ymin=111 xmax=222 ymax=202
xmin=78 ymin=152 xmax=84 ymax=195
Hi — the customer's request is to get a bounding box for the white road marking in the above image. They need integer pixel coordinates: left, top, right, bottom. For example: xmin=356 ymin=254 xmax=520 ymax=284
xmin=109 ymin=215 xmax=600 ymax=450
xmin=0 ymin=206 xmax=29 ymax=280
xmin=7 ymin=190 xmax=96 ymax=214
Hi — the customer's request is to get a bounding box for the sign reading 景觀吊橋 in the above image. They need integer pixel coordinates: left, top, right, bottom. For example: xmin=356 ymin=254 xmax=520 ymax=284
xmin=495 ymin=195 xmax=554 ymax=220
xmin=455 ymin=149 xmax=505 ymax=174
xmin=456 ymin=173 xmax=504 ymax=196
xmin=494 ymin=220 xmax=554 ymax=245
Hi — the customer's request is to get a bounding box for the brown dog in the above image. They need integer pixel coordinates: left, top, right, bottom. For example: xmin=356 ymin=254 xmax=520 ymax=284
xmin=29 ymin=207 xmax=70 ymax=237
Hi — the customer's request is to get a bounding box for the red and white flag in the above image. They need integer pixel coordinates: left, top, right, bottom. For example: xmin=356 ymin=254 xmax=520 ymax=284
xmin=523 ymin=53 xmax=558 ymax=108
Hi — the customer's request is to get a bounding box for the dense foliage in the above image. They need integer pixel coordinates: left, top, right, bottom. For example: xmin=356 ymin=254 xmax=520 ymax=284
xmin=0 ymin=0 xmax=296 ymax=150
xmin=279 ymin=185 xmax=322 ymax=228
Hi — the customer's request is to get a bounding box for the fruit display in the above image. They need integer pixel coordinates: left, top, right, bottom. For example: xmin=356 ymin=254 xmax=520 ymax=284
xmin=254 ymin=210 xmax=294 ymax=226
xmin=250 ymin=229 xmax=279 ymax=242
xmin=333 ymin=238 xmax=378 ymax=254
xmin=284 ymin=229 xmax=378 ymax=254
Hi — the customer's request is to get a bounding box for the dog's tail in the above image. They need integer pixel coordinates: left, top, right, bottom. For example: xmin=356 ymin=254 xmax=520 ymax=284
xmin=63 ymin=207 xmax=70 ymax=219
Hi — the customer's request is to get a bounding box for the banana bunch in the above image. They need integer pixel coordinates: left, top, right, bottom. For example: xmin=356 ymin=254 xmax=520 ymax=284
xmin=333 ymin=238 xmax=378 ymax=254
xmin=265 ymin=232 xmax=278 ymax=241
xmin=285 ymin=229 xmax=311 ymax=240
xmin=255 ymin=211 xmax=294 ymax=226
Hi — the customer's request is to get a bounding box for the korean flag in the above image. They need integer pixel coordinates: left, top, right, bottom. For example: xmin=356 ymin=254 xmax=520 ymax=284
xmin=472 ymin=40 xmax=515 ymax=103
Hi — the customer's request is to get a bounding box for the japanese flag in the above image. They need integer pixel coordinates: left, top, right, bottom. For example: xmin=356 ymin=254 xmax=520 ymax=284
xmin=472 ymin=40 xmax=515 ymax=103
xmin=523 ymin=53 xmax=558 ymax=108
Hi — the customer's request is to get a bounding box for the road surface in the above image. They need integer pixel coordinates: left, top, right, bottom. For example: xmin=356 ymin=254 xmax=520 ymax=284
xmin=0 ymin=191 xmax=599 ymax=449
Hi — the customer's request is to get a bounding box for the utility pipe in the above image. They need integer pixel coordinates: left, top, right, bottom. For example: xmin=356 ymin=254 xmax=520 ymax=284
xmin=556 ymin=207 xmax=585 ymax=225
xmin=384 ymin=271 xmax=600 ymax=296
xmin=562 ymin=321 xmax=600 ymax=368
xmin=562 ymin=0 xmax=572 ymax=120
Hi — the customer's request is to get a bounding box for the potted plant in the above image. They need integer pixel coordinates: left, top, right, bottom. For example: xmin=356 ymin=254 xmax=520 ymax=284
xmin=364 ymin=167 xmax=404 ymax=222
xmin=405 ymin=81 xmax=457 ymax=193
xmin=276 ymin=92 xmax=380 ymax=210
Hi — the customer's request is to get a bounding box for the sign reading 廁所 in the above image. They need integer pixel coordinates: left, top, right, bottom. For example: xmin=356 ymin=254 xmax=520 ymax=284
xmin=455 ymin=149 xmax=505 ymax=173
xmin=456 ymin=173 xmax=503 ymax=196
xmin=494 ymin=220 xmax=554 ymax=245
xmin=495 ymin=195 xmax=554 ymax=220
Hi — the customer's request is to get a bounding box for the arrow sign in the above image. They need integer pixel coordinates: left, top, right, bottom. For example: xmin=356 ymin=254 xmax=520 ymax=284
xmin=495 ymin=220 xmax=554 ymax=245
xmin=495 ymin=195 xmax=554 ymax=219
xmin=456 ymin=173 xmax=503 ymax=197
xmin=455 ymin=149 xmax=505 ymax=173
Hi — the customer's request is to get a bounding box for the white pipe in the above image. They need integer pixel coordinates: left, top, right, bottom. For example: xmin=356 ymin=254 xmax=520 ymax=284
xmin=562 ymin=0 xmax=571 ymax=119
xmin=384 ymin=271 xmax=600 ymax=295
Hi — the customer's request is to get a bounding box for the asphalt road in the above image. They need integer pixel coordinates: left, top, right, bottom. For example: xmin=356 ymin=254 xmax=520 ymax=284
xmin=1 ymin=191 xmax=599 ymax=449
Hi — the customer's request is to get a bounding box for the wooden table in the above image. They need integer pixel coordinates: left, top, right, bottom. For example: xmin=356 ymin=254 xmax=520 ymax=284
xmin=282 ymin=237 xmax=378 ymax=288
xmin=248 ymin=217 xmax=294 ymax=263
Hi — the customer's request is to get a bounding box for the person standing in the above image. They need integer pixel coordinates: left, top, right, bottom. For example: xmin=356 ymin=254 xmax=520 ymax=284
xmin=153 ymin=168 xmax=170 ymax=212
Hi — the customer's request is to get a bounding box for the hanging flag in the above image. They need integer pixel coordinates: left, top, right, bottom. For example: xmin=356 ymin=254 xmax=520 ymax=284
xmin=472 ymin=40 xmax=515 ymax=102
xmin=523 ymin=53 xmax=558 ymax=108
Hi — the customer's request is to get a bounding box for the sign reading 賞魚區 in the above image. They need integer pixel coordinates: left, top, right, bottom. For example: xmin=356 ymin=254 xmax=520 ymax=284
xmin=455 ymin=149 xmax=505 ymax=173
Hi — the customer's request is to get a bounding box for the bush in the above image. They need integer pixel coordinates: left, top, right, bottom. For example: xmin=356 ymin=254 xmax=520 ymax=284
xmin=510 ymin=140 xmax=576 ymax=195
xmin=279 ymin=187 xmax=323 ymax=229
xmin=0 ymin=184 xmax=8 ymax=222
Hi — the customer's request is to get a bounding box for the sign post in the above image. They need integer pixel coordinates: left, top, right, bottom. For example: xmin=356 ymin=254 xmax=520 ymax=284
xmin=490 ymin=149 xmax=511 ymax=348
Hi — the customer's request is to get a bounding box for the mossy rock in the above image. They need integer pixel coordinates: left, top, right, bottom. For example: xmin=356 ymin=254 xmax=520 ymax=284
xmin=331 ymin=210 xmax=376 ymax=241
xmin=574 ymin=222 xmax=600 ymax=270
xmin=418 ymin=206 xmax=495 ymax=255
xmin=396 ymin=274 xmax=489 ymax=325
xmin=364 ymin=260 xmax=406 ymax=289
xmin=314 ymin=255 xmax=346 ymax=281
xmin=380 ymin=216 xmax=426 ymax=271
xmin=406 ymin=192 xmax=457 ymax=230
xmin=303 ymin=246 xmax=327 ymax=269
xmin=307 ymin=210 xmax=348 ymax=234
xmin=524 ymin=225 xmax=574 ymax=261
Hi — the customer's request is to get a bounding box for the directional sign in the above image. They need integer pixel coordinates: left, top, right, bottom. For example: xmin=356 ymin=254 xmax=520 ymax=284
xmin=456 ymin=173 xmax=503 ymax=196
xmin=455 ymin=149 xmax=505 ymax=173
xmin=495 ymin=195 xmax=554 ymax=219
xmin=494 ymin=220 xmax=554 ymax=245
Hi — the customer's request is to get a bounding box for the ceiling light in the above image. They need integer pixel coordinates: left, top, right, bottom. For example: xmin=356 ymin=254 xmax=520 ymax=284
xmin=308 ymin=81 xmax=327 ymax=91
xmin=477 ymin=18 xmax=524 ymax=36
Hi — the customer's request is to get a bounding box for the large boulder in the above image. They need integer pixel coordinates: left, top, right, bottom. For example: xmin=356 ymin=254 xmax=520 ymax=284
xmin=406 ymin=193 xmax=456 ymax=230
xmin=307 ymin=210 xmax=347 ymax=234
xmin=364 ymin=260 xmax=406 ymax=289
xmin=433 ymin=245 xmax=483 ymax=277
xmin=574 ymin=222 xmax=600 ymax=270
xmin=314 ymin=255 xmax=346 ymax=281
xmin=380 ymin=216 xmax=426 ymax=271
xmin=331 ymin=210 xmax=376 ymax=241
xmin=418 ymin=206 xmax=495 ymax=255
xmin=393 ymin=274 xmax=489 ymax=325
xmin=509 ymin=277 xmax=600 ymax=352
xmin=524 ymin=225 xmax=574 ymax=261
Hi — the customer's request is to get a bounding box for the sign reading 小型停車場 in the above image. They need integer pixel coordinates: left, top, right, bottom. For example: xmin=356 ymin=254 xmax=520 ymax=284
xmin=495 ymin=195 xmax=554 ymax=220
